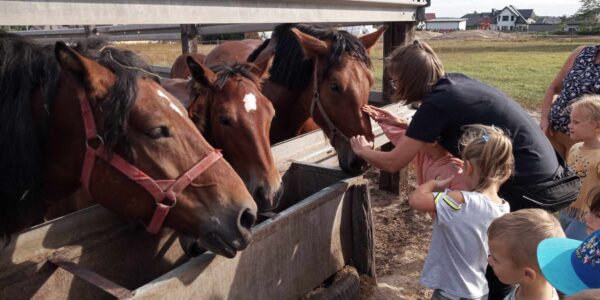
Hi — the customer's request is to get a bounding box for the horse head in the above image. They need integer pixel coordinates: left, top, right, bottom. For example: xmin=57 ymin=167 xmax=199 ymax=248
xmin=184 ymin=57 xmax=283 ymax=212
xmin=252 ymin=24 xmax=386 ymax=175
xmin=44 ymin=42 xmax=256 ymax=258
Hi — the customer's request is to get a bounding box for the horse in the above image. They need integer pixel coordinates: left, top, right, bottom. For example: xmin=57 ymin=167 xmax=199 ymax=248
xmin=170 ymin=53 xmax=206 ymax=79
xmin=206 ymin=24 xmax=386 ymax=175
xmin=0 ymin=33 xmax=256 ymax=258
xmin=203 ymin=40 xmax=264 ymax=68
xmin=161 ymin=56 xmax=282 ymax=212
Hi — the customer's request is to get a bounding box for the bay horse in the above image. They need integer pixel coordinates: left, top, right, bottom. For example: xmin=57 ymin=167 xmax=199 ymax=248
xmin=170 ymin=53 xmax=206 ymax=79
xmin=161 ymin=57 xmax=282 ymax=212
xmin=0 ymin=33 xmax=256 ymax=258
xmin=207 ymin=24 xmax=386 ymax=175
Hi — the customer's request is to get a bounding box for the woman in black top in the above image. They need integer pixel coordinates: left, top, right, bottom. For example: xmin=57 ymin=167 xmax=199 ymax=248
xmin=350 ymin=40 xmax=563 ymax=300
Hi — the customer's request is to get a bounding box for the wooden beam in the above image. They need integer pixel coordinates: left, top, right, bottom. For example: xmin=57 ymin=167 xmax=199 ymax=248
xmin=180 ymin=24 xmax=198 ymax=54
xmin=350 ymin=182 xmax=376 ymax=278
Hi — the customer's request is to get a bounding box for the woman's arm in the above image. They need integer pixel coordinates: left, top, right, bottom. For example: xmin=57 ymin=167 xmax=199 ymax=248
xmin=540 ymin=46 xmax=585 ymax=134
xmin=350 ymin=134 xmax=425 ymax=172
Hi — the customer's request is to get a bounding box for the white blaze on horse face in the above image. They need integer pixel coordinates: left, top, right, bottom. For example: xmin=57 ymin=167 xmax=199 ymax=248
xmin=243 ymin=93 xmax=257 ymax=113
xmin=157 ymin=89 xmax=184 ymax=117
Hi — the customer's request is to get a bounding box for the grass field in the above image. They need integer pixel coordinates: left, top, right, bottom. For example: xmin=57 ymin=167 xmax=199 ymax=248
xmin=119 ymin=36 xmax=600 ymax=110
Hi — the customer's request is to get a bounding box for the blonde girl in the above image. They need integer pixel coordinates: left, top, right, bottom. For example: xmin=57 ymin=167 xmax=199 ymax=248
xmin=562 ymin=95 xmax=600 ymax=239
xmin=409 ymin=125 xmax=512 ymax=300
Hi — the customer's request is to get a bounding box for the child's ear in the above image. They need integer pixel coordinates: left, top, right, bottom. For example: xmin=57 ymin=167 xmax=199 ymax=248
xmin=464 ymin=160 xmax=474 ymax=176
xmin=522 ymin=267 xmax=537 ymax=284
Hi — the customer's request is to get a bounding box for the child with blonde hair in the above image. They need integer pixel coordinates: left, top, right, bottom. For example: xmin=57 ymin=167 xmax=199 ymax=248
xmin=409 ymin=124 xmax=513 ymax=300
xmin=562 ymin=95 xmax=600 ymax=240
xmin=487 ymin=209 xmax=565 ymax=300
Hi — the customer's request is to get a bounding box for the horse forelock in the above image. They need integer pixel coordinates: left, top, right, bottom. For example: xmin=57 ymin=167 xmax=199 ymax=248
xmin=266 ymin=23 xmax=372 ymax=90
xmin=212 ymin=63 xmax=261 ymax=90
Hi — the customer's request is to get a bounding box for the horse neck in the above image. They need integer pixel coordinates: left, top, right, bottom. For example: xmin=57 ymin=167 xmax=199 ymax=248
xmin=262 ymin=79 xmax=312 ymax=144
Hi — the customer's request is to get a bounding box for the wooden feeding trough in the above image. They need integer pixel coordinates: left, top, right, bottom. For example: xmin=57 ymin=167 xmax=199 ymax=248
xmin=0 ymin=162 xmax=373 ymax=299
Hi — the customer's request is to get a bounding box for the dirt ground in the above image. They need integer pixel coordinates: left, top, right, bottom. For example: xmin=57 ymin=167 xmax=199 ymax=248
xmin=359 ymin=165 xmax=433 ymax=300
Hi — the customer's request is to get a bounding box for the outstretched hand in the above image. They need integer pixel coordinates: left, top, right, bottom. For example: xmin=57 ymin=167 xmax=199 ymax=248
xmin=539 ymin=118 xmax=554 ymax=137
xmin=432 ymin=175 xmax=455 ymax=192
xmin=362 ymin=105 xmax=409 ymax=128
xmin=350 ymin=135 xmax=374 ymax=156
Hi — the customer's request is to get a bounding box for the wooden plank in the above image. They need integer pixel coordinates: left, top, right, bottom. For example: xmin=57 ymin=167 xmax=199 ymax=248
xmin=133 ymin=177 xmax=364 ymax=300
xmin=180 ymin=24 xmax=198 ymax=54
xmin=0 ymin=0 xmax=425 ymax=26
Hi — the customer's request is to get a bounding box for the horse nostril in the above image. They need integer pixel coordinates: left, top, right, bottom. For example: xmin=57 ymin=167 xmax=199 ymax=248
xmin=239 ymin=208 xmax=256 ymax=230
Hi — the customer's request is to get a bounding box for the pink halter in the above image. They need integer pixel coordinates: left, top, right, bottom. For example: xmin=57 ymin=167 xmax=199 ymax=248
xmin=78 ymin=91 xmax=222 ymax=234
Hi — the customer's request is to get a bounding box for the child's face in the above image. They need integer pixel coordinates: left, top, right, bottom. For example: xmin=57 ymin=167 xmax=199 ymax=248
xmin=488 ymin=239 xmax=525 ymax=284
xmin=585 ymin=210 xmax=600 ymax=235
xmin=569 ymin=107 xmax=599 ymax=141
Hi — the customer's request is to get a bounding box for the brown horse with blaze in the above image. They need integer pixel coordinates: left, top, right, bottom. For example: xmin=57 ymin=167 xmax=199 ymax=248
xmin=161 ymin=56 xmax=282 ymax=212
xmin=0 ymin=33 xmax=255 ymax=258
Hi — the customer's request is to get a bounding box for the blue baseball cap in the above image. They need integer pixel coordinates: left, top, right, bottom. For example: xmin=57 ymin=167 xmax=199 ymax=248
xmin=537 ymin=230 xmax=600 ymax=295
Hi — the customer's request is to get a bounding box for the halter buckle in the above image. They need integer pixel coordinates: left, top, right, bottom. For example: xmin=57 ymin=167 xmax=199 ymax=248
xmin=85 ymin=134 xmax=105 ymax=149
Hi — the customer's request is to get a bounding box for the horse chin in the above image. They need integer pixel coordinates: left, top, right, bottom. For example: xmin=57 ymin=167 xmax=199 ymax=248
xmin=334 ymin=139 xmax=369 ymax=176
xmin=179 ymin=231 xmax=249 ymax=259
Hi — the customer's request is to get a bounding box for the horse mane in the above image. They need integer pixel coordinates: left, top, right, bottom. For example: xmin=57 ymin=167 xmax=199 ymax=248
xmin=249 ymin=23 xmax=372 ymax=90
xmin=0 ymin=33 xmax=153 ymax=237
xmin=0 ymin=32 xmax=58 ymax=237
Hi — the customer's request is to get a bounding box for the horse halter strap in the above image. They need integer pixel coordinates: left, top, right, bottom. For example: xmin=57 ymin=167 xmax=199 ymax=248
xmin=78 ymin=95 xmax=222 ymax=234
xmin=309 ymin=58 xmax=349 ymax=143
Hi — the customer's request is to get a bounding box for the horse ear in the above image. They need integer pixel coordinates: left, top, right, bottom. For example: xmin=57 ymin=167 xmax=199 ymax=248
xmin=186 ymin=56 xmax=216 ymax=89
xmin=290 ymin=28 xmax=329 ymax=59
xmin=358 ymin=26 xmax=387 ymax=53
xmin=54 ymin=41 xmax=116 ymax=99
xmin=249 ymin=54 xmax=272 ymax=79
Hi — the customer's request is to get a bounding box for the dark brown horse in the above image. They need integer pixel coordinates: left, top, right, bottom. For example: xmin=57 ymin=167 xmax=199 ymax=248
xmin=161 ymin=57 xmax=282 ymax=212
xmin=207 ymin=24 xmax=386 ymax=175
xmin=204 ymin=40 xmax=264 ymax=68
xmin=170 ymin=53 xmax=206 ymax=79
xmin=0 ymin=33 xmax=256 ymax=258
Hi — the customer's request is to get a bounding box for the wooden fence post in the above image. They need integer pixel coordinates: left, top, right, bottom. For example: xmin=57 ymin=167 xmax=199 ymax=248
xmin=180 ymin=24 xmax=198 ymax=54
xmin=378 ymin=21 xmax=416 ymax=194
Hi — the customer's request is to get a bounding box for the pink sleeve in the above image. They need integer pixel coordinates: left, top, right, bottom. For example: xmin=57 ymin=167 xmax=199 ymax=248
xmin=379 ymin=122 xmax=406 ymax=147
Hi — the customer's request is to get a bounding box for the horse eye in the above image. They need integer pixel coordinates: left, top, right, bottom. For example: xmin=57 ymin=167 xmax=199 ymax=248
xmin=218 ymin=115 xmax=232 ymax=126
xmin=146 ymin=126 xmax=171 ymax=139
xmin=330 ymin=83 xmax=341 ymax=93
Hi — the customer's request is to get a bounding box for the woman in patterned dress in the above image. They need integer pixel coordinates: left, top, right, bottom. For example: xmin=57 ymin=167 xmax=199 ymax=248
xmin=541 ymin=45 xmax=600 ymax=158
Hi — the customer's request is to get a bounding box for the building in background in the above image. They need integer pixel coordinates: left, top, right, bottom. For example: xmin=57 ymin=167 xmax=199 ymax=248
xmin=426 ymin=18 xmax=467 ymax=31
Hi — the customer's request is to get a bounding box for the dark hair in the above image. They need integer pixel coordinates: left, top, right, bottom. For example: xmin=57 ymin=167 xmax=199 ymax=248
xmin=589 ymin=186 xmax=600 ymax=213
xmin=384 ymin=40 xmax=445 ymax=104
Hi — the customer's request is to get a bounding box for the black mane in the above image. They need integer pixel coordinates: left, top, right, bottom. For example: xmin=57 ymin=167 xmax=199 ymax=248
xmin=248 ymin=23 xmax=372 ymax=90
xmin=0 ymin=32 xmax=153 ymax=237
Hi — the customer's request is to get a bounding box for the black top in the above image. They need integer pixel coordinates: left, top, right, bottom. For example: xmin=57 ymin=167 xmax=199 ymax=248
xmin=405 ymin=73 xmax=558 ymax=185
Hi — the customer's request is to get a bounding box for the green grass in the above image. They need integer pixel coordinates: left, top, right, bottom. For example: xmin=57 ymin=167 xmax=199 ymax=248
xmin=371 ymin=38 xmax=600 ymax=110
xmin=119 ymin=37 xmax=600 ymax=110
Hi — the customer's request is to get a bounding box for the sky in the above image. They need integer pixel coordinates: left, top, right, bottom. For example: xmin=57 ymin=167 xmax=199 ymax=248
xmin=429 ymin=0 xmax=580 ymax=18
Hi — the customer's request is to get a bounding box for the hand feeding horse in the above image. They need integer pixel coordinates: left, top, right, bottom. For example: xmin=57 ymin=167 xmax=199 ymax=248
xmin=207 ymin=24 xmax=386 ymax=175
xmin=161 ymin=56 xmax=282 ymax=212
xmin=0 ymin=33 xmax=256 ymax=258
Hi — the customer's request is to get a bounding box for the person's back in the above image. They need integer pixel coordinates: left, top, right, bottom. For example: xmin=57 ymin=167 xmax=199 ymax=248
xmin=409 ymin=73 xmax=558 ymax=186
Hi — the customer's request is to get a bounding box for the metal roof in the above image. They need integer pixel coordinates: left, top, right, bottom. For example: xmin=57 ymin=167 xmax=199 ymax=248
xmin=0 ymin=0 xmax=427 ymax=25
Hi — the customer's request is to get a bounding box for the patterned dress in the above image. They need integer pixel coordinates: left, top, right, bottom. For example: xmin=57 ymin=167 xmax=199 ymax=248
xmin=549 ymin=45 xmax=600 ymax=133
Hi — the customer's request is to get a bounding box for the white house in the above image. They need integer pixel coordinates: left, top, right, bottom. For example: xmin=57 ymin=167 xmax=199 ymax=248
xmin=426 ymin=18 xmax=467 ymax=31
xmin=492 ymin=5 xmax=536 ymax=31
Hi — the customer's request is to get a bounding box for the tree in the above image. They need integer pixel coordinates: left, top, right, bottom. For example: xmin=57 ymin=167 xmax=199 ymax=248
xmin=577 ymin=0 xmax=600 ymax=30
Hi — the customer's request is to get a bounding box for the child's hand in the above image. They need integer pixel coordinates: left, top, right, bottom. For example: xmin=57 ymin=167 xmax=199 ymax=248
xmin=431 ymin=175 xmax=455 ymax=192
xmin=362 ymin=105 xmax=409 ymax=128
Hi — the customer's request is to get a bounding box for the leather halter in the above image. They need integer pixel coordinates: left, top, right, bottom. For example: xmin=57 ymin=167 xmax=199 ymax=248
xmin=309 ymin=58 xmax=349 ymax=143
xmin=78 ymin=89 xmax=222 ymax=234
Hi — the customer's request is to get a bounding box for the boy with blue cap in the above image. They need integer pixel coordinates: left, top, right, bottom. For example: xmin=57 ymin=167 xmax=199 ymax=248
xmin=537 ymin=229 xmax=600 ymax=295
